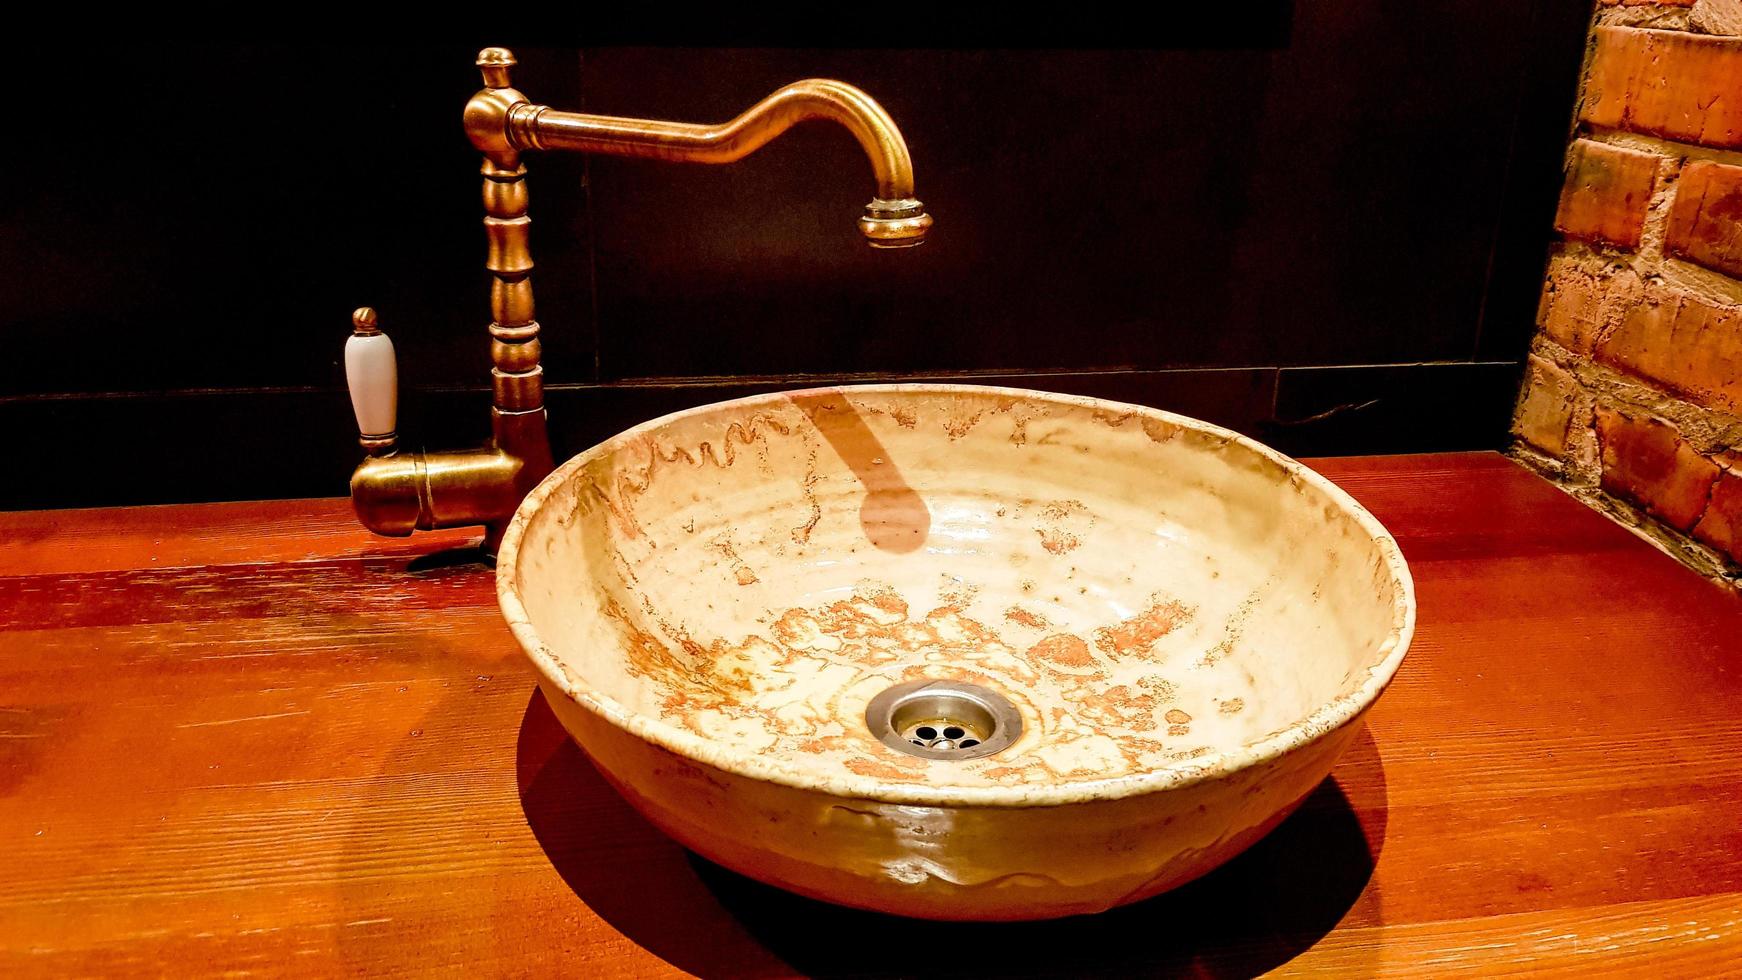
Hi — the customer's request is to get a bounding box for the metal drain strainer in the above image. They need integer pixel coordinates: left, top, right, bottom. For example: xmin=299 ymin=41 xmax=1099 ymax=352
xmin=866 ymin=679 xmax=1022 ymax=761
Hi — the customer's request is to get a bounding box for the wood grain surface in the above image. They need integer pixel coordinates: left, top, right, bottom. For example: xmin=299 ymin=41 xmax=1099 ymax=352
xmin=2 ymin=452 xmax=1739 ymax=977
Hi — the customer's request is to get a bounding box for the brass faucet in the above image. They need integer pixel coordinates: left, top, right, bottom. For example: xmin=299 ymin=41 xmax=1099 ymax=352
xmin=345 ymin=47 xmax=931 ymax=554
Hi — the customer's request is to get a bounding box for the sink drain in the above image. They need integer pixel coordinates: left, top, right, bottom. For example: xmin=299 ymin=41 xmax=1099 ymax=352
xmin=865 ymin=679 xmax=1022 ymax=761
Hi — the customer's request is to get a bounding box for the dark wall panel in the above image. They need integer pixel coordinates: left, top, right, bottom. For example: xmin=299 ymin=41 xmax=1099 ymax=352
xmin=584 ymin=6 xmax=1536 ymax=379
xmin=3 ymin=363 xmax=1528 ymax=510
xmin=0 ymin=44 xmax=593 ymax=397
xmin=0 ymin=3 xmax=1589 ymax=509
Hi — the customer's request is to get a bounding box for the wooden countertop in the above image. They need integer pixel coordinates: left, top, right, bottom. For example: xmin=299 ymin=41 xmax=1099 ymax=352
xmin=3 ymin=451 xmax=1740 ymax=977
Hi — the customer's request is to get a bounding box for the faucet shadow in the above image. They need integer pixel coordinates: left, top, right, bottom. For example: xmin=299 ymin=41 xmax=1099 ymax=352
xmin=787 ymin=389 xmax=932 ymax=553
xmin=516 ymin=688 xmax=1388 ymax=979
xmin=403 ymin=541 xmax=493 ymax=573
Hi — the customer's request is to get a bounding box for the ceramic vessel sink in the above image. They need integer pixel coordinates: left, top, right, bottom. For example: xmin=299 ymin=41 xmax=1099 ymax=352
xmin=497 ymin=384 xmax=1414 ymax=921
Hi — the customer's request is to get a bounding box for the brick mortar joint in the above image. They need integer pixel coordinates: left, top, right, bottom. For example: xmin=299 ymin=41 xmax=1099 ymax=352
xmin=1581 ymin=126 xmax=1742 ymax=169
xmin=1696 ymin=457 xmax=1723 ymax=528
xmin=1595 ymin=8 xmax=1693 ymax=30
xmin=1554 ymin=238 xmax=1742 ymax=332
xmin=1638 ymin=152 xmax=1681 ymax=263
xmin=1511 ymin=435 xmax=1586 ymax=486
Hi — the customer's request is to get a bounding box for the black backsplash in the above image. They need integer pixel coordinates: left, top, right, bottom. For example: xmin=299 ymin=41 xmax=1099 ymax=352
xmin=0 ymin=3 xmax=1589 ymax=509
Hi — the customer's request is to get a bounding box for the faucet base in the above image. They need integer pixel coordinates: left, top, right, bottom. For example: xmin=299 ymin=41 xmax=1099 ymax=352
xmin=351 ymin=449 xmax=524 ymax=540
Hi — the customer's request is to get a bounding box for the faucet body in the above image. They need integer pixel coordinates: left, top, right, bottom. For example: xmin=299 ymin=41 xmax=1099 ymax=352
xmin=347 ymin=48 xmax=929 ymax=554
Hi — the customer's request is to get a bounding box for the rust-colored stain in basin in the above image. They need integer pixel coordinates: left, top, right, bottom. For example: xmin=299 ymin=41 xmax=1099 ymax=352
xmin=604 ymin=578 xmax=1215 ymax=785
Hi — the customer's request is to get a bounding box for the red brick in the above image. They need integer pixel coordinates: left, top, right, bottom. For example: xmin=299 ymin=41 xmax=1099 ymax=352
xmin=1597 ymin=408 xmax=1721 ymax=530
xmin=1583 ymin=27 xmax=1742 ymax=148
xmin=1596 ymin=286 xmax=1742 ymax=414
xmin=1665 ymin=160 xmax=1742 ymax=276
xmin=1538 ymin=259 xmax=1602 ymax=352
xmin=1513 ymin=356 xmax=1585 ymax=456
xmin=1555 ymin=140 xmax=1660 ymax=248
xmin=1537 ymin=255 xmax=1643 ymax=354
xmin=1693 ymin=456 xmax=1742 ymax=561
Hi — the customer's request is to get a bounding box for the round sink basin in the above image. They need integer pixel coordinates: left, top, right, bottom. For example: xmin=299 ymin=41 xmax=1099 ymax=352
xmin=497 ymin=384 xmax=1414 ymax=921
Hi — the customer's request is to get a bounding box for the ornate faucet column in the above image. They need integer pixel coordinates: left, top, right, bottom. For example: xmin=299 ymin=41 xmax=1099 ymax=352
xmin=474 ymin=49 xmax=554 ymax=531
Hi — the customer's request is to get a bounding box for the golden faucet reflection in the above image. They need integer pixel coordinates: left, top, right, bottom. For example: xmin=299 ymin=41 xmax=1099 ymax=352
xmin=347 ymin=47 xmax=931 ymax=554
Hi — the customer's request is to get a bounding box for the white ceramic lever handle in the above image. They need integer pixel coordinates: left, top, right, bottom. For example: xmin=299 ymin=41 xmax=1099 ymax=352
xmin=345 ymin=307 xmax=398 ymax=451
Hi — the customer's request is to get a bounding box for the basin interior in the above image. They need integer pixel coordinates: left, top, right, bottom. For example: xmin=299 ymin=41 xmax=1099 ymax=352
xmin=507 ymin=386 xmax=1409 ymax=794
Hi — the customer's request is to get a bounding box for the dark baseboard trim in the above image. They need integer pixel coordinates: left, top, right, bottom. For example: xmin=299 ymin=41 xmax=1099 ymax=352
xmin=0 ymin=361 xmax=1521 ymax=510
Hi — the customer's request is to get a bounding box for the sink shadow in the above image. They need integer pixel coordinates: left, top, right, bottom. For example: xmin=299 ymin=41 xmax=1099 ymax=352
xmin=517 ymin=689 xmax=1388 ymax=978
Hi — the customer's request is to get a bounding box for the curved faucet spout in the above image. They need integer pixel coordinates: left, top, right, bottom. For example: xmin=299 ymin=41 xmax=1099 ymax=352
xmin=467 ymin=54 xmax=931 ymax=247
xmin=519 ymin=80 xmax=914 ymax=191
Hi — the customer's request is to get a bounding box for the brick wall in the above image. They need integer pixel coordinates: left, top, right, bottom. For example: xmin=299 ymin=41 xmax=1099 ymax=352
xmin=1513 ymin=0 xmax=1742 ymax=585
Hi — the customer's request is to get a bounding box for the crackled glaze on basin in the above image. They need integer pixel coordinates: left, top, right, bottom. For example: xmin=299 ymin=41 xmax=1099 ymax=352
xmin=497 ymin=384 xmax=1414 ymax=920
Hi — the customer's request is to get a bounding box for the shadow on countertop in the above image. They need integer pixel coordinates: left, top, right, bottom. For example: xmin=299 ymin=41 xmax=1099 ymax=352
xmin=516 ymin=688 xmax=1388 ymax=979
